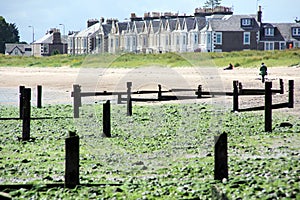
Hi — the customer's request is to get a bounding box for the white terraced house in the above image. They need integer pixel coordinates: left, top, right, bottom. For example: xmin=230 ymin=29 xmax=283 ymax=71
xmin=67 ymin=6 xmax=300 ymax=55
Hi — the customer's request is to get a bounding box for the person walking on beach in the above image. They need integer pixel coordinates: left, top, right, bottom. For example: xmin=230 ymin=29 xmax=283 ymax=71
xmin=260 ymin=63 xmax=267 ymax=83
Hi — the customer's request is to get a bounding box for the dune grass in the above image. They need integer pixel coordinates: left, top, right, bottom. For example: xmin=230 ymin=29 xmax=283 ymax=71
xmin=0 ymin=49 xmax=299 ymax=68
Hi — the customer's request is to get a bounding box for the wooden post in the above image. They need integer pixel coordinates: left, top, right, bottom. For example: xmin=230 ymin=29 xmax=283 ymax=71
xmin=265 ymin=81 xmax=272 ymax=132
xmin=214 ymin=132 xmax=228 ymax=181
xmin=73 ymin=85 xmax=81 ymax=118
xmin=127 ymin=82 xmax=132 ymax=116
xmin=279 ymin=79 xmax=284 ymax=94
xmin=233 ymin=80 xmax=239 ymax=112
xmin=117 ymin=94 xmax=122 ymax=104
xmin=37 ymin=85 xmax=42 ymax=108
xmin=65 ymin=131 xmax=80 ymax=189
xmin=19 ymin=86 xmax=25 ymax=119
xmin=238 ymin=82 xmax=243 ymax=93
xmin=288 ymin=80 xmax=294 ymax=108
xmin=103 ymin=100 xmax=111 ymax=137
xmin=22 ymin=88 xmax=31 ymax=141
xmin=197 ymin=85 xmax=202 ymax=98
xmin=158 ymin=84 xmax=162 ymax=100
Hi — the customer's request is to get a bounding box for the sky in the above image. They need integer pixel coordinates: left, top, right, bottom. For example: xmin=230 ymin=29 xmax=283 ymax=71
xmin=2 ymin=0 xmax=300 ymax=43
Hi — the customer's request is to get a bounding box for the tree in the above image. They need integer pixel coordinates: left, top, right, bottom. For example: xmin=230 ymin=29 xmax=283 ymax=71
xmin=203 ymin=0 xmax=222 ymax=10
xmin=0 ymin=16 xmax=20 ymax=53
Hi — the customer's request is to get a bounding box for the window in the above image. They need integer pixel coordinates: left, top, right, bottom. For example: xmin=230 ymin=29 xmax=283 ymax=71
xmin=207 ymin=33 xmax=211 ymax=44
xmin=241 ymin=18 xmax=252 ymax=26
xmin=116 ymin=38 xmax=119 ymax=47
xmin=176 ymin=36 xmax=179 ymax=45
xmin=143 ymin=37 xmax=146 ymax=46
xmin=292 ymin=28 xmax=300 ymax=36
xmin=83 ymin=38 xmax=87 ymax=48
xmin=98 ymin=38 xmax=102 ymax=47
xmin=194 ymin=34 xmax=198 ymax=44
xmin=265 ymin=42 xmax=274 ymax=50
xmin=215 ymin=32 xmax=222 ymax=44
xmin=183 ymin=35 xmax=186 ymax=45
xmin=243 ymin=32 xmax=250 ymax=45
xmin=110 ymin=39 xmax=113 ymax=48
xmin=127 ymin=38 xmax=130 ymax=47
xmin=14 ymin=49 xmax=19 ymax=55
xmin=279 ymin=42 xmax=286 ymax=50
xmin=69 ymin=40 xmax=73 ymax=48
xmin=166 ymin=37 xmax=168 ymax=45
xmin=265 ymin=28 xmax=274 ymax=36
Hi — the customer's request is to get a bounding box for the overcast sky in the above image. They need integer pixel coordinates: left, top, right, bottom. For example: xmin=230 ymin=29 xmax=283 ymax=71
xmin=2 ymin=0 xmax=300 ymax=43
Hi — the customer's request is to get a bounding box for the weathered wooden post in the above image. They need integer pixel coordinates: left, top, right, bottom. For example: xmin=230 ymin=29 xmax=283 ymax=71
xmin=22 ymin=88 xmax=31 ymax=141
xmin=214 ymin=132 xmax=228 ymax=181
xmin=73 ymin=84 xmax=81 ymax=118
xmin=103 ymin=100 xmax=111 ymax=137
xmin=233 ymin=80 xmax=239 ymax=112
xmin=37 ymin=85 xmax=42 ymax=108
xmin=265 ymin=81 xmax=272 ymax=132
xmin=127 ymin=82 xmax=132 ymax=116
xmin=279 ymin=79 xmax=284 ymax=94
xmin=19 ymin=85 xmax=25 ymax=118
xmin=197 ymin=85 xmax=202 ymax=98
xmin=158 ymin=84 xmax=162 ymax=100
xmin=117 ymin=94 xmax=122 ymax=104
xmin=65 ymin=131 xmax=80 ymax=189
xmin=288 ymin=80 xmax=294 ymax=108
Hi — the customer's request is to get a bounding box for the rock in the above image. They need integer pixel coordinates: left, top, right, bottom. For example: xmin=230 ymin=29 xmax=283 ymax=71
xmin=279 ymin=122 xmax=293 ymax=128
xmin=114 ymin=187 xmax=123 ymax=193
xmin=133 ymin=161 xmax=144 ymax=166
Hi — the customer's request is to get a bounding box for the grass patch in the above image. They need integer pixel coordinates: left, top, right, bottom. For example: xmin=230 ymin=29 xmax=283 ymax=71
xmin=0 ymin=103 xmax=299 ymax=199
xmin=0 ymin=49 xmax=300 ymax=68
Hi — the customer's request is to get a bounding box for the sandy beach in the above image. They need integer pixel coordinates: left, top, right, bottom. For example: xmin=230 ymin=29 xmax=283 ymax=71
xmin=0 ymin=66 xmax=299 ymax=115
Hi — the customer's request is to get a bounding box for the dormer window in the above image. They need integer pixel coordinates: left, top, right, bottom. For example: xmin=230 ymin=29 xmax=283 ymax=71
xmin=265 ymin=27 xmax=274 ymax=36
xmin=241 ymin=18 xmax=252 ymax=26
xmin=292 ymin=27 xmax=300 ymax=36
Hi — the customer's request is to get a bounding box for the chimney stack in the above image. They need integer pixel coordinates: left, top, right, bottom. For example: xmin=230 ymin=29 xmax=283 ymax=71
xmin=87 ymin=19 xmax=99 ymax=28
xmin=257 ymin=6 xmax=262 ymax=23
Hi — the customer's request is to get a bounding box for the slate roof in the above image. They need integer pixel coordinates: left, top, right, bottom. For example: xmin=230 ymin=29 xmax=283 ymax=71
xmin=34 ymin=33 xmax=53 ymax=44
xmin=76 ymin=23 xmax=100 ymax=37
xmin=5 ymin=44 xmax=31 ymax=54
xmin=102 ymin=24 xmax=112 ymax=36
xmin=117 ymin=22 xmax=128 ymax=34
xmin=151 ymin=20 xmax=160 ymax=33
xmin=195 ymin=17 xmax=207 ymax=31
xmin=168 ymin=19 xmax=177 ymax=31
xmin=186 ymin=18 xmax=195 ymax=31
xmin=134 ymin=21 xmax=145 ymax=33
xmin=261 ymin=23 xmax=300 ymax=41
xmin=209 ymin=15 xmax=260 ymax=31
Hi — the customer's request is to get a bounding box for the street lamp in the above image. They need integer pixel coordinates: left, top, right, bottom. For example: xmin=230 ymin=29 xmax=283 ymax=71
xmin=59 ymin=23 xmax=65 ymax=54
xmin=28 ymin=25 xmax=34 ymax=56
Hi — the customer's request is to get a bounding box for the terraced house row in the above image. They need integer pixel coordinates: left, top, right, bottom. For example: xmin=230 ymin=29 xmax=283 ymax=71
xmin=46 ymin=7 xmax=290 ymax=56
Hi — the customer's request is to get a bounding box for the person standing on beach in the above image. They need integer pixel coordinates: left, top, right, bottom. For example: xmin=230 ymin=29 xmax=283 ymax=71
xmin=260 ymin=63 xmax=267 ymax=83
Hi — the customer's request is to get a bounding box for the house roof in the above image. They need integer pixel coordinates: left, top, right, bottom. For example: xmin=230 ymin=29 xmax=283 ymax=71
xmin=34 ymin=33 xmax=53 ymax=44
xmin=209 ymin=15 xmax=260 ymax=31
xmin=261 ymin=22 xmax=300 ymax=41
xmin=117 ymin=22 xmax=128 ymax=34
xmin=195 ymin=17 xmax=207 ymax=31
xmin=76 ymin=23 xmax=101 ymax=37
xmin=102 ymin=24 xmax=112 ymax=36
xmin=150 ymin=20 xmax=160 ymax=33
xmin=134 ymin=21 xmax=145 ymax=33
xmin=5 ymin=44 xmax=31 ymax=54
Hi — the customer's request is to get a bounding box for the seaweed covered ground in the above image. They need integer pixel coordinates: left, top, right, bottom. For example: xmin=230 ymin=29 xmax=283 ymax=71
xmin=0 ymin=103 xmax=299 ymax=199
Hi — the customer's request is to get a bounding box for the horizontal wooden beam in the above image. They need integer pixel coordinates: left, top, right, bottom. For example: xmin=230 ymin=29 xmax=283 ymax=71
xmin=238 ymin=102 xmax=289 ymax=112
